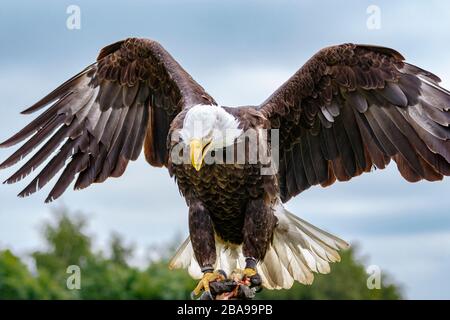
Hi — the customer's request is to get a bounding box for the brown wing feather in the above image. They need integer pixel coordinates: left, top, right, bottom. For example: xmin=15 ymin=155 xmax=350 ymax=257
xmin=0 ymin=38 xmax=216 ymax=202
xmin=260 ymin=43 xmax=450 ymax=202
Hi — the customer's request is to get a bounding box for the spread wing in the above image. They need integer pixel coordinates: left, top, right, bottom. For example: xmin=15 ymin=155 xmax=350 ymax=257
xmin=260 ymin=44 xmax=450 ymax=202
xmin=0 ymin=38 xmax=216 ymax=202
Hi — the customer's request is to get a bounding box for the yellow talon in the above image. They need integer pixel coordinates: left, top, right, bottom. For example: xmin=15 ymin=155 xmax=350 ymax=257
xmin=192 ymin=271 xmax=226 ymax=297
xmin=243 ymin=267 xmax=257 ymax=278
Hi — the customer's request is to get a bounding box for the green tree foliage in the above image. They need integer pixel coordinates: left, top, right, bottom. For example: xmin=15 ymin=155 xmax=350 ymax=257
xmin=0 ymin=208 xmax=402 ymax=300
xmin=0 ymin=250 xmax=42 ymax=299
xmin=109 ymin=233 xmax=134 ymax=267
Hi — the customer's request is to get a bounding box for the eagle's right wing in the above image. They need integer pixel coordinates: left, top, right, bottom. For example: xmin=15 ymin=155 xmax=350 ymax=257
xmin=0 ymin=38 xmax=216 ymax=202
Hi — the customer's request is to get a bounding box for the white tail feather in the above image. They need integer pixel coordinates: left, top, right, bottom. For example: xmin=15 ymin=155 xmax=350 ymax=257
xmin=169 ymin=201 xmax=349 ymax=290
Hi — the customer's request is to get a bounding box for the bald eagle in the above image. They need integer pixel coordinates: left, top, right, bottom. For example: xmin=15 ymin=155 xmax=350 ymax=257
xmin=1 ymin=38 xmax=450 ymax=296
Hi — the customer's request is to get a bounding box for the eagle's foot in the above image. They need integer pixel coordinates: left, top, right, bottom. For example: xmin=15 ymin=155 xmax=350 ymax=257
xmin=191 ymin=269 xmax=226 ymax=300
xmin=233 ymin=267 xmax=262 ymax=288
xmin=189 ymin=269 xmax=261 ymax=300
xmin=243 ymin=267 xmax=257 ymax=277
xmin=244 ymin=268 xmax=262 ymax=287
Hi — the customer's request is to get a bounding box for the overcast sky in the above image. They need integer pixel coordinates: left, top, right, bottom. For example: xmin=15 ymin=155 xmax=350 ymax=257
xmin=1 ymin=0 xmax=450 ymax=299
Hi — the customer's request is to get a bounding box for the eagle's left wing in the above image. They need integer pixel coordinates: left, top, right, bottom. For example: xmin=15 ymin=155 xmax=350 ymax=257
xmin=260 ymin=44 xmax=450 ymax=202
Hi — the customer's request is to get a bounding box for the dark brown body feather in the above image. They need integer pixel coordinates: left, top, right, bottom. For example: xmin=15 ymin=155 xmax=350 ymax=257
xmin=171 ymin=162 xmax=271 ymax=244
xmin=168 ymin=106 xmax=277 ymax=245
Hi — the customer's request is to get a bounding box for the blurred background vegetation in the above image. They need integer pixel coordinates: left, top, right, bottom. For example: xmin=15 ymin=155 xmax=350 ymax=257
xmin=0 ymin=208 xmax=402 ymax=300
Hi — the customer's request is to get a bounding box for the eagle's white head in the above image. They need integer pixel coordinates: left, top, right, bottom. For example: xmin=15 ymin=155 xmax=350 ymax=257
xmin=179 ymin=104 xmax=242 ymax=171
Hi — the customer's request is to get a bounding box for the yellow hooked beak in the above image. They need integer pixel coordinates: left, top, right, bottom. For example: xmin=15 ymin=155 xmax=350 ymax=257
xmin=190 ymin=139 xmax=212 ymax=171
